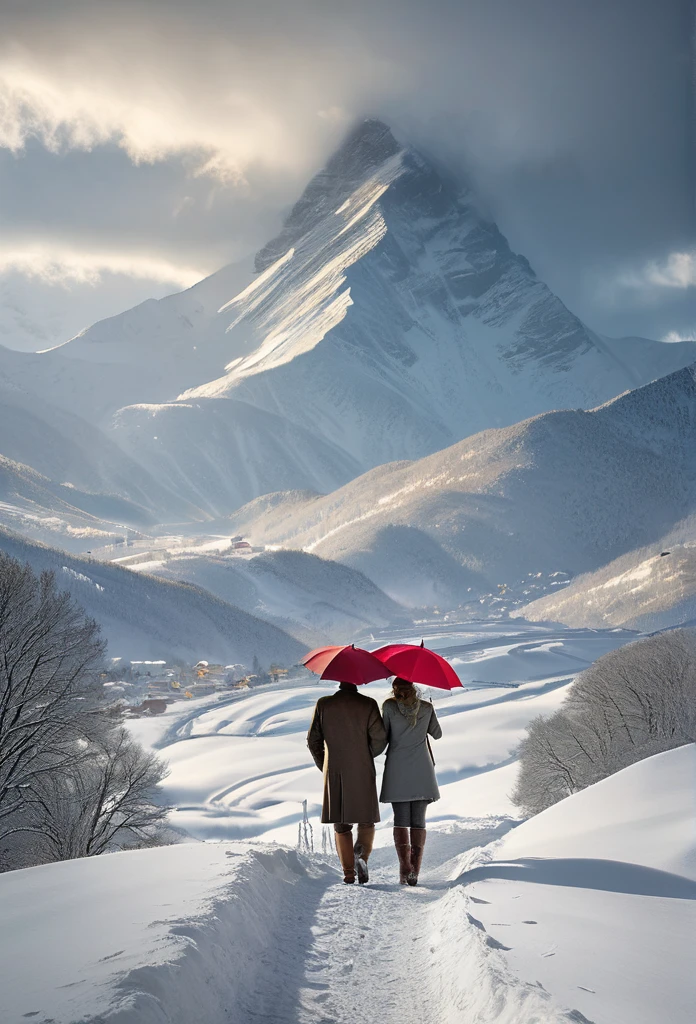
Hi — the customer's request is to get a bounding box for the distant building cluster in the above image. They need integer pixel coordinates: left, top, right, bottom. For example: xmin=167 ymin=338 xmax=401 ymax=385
xmin=103 ymin=657 xmax=292 ymax=715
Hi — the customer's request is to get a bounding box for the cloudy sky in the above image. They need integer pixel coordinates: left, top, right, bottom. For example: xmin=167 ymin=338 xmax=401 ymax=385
xmin=0 ymin=0 xmax=693 ymax=350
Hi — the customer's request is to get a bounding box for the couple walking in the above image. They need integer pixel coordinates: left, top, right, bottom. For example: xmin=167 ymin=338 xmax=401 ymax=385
xmin=307 ymin=676 xmax=442 ymax=885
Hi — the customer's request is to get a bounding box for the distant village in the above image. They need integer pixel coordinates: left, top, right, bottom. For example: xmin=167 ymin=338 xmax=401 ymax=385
xmin=103 ymin=657 xmax=295 ymax=716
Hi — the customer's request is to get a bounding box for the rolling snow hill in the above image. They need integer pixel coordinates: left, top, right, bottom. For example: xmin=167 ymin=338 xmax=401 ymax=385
xmin=462 ymin=743 xmax=696 ymax=1024
xmin=139 ymin=547 xmax=410 ymax=646
xmin=224 ymin=364 xmax=696 ymax=607
xmin=0 ymin=527 xmax=306 ymax=666
xmin=1 ymin=120 xmax=695 ymax=518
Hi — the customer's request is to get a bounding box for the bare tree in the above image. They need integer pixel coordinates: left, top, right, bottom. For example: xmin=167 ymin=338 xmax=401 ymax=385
xmin=16 ymin=730 xmax=169 ymax=861
xmin=0 ymin=555 xmax=170 ymax=869
xmin=513 ymin=628 xmax=696 ymax=817
xmin=0 ymin=555 xmax=106 ymax=825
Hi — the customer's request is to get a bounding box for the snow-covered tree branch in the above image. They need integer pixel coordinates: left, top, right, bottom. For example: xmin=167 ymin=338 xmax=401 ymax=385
xmin=0 ymin=554 xmax=169 ymax=870
xmin=513 ymin=629 xmax=696 ymax=816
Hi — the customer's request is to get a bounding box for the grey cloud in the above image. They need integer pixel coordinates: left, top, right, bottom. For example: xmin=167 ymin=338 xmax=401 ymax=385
xmin=0 ymin=0 xmax=693 ymax=344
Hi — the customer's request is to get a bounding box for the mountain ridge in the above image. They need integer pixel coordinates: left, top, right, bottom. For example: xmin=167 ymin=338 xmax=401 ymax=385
xmin=222 ymin=362 xmax=696 ymax=606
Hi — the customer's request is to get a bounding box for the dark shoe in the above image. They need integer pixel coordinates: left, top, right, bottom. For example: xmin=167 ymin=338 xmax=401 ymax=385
xmin=408 ymin=827 xmax=426 ymax=886
xmin=393 ymin=826 xmax=412 ymax=884
xmin=335 ymin=829 xmax=356 ymax=884
xmin=354 ymin=843 xmax=369 ymax=884
xmin=354 ymin=824 xmax=375 ymax=885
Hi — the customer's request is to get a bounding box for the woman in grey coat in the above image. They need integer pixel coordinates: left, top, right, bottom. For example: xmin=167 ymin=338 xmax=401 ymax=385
xmin=380 ymin=677 xmax=442 ymax=885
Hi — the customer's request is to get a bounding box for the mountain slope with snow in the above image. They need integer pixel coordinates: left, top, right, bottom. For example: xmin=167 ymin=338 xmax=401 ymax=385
xmin=142 ymin=548 xmax=410 ymax=645
xmin=0 ymin=454 xmax=156 ymax=550
xmin=224 ymin=364 xmax=696 ymax=606
xmin=0 ymin=527 xmax=306 ymax=666
xmin=518 ymin=536 xmax=696 ymax=631
xmin=109 ymin=121 xmax=696 ymax=512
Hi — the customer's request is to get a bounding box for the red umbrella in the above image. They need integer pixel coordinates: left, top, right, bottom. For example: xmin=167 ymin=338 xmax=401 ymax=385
xmin=372 ymin=641 xmax=463 ymax=690
xmin=301 ymin=644 xmax=392 ymax=685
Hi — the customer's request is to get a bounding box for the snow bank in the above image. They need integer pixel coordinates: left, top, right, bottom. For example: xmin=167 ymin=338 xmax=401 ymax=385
xmin=0 ymin=843 xmax=332 ymax=1024
xmin=495 ymin=742 xmax=696 ymax=879
xmin=458 ymin=745 xmax=696 ymax=1024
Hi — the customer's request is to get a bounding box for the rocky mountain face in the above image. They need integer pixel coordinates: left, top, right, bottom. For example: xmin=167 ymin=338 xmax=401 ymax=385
xmin=1 ymin=119 xmax=694 ymax=519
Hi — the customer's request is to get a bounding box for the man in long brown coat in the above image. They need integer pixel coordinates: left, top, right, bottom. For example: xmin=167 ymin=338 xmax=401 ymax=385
xmin=307 ymin=681 xmax=387 ymax=884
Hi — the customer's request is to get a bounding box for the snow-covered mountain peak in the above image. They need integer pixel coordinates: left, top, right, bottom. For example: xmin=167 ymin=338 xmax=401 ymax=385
xmin=254 ymin=118 xmax=401 ymax=273
xmin=184 ymin=149 xmax=406 ymax=393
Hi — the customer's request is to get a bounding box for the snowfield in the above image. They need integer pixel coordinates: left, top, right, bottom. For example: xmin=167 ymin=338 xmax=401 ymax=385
xmin=1 ymin=739 xmax=693 ymax=1024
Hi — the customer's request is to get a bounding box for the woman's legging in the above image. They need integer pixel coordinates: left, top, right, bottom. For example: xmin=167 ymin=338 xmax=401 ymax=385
xmin=392 ymin=800 xmax=429 ymax=828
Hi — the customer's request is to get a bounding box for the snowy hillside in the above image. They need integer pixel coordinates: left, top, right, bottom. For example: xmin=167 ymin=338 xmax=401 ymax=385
xmin=518 ymin=538 xmax=696 ymax=631
xmin=140 ymin=547 xmax=410 ymax=645
xmin=0 ymin=528 xmax=306 ymax=666
xmin=460 ymin=744 xmax=696 ymax=1024
xmin=1 ymin=121 xmax=695 ymax=517
xmin=0 ymin=454 xmax=157 ymax=550
xmin=0 ymin=367 xmax=199 ymax=521
xmin=226 ymin=363 xmax=696 ymax=607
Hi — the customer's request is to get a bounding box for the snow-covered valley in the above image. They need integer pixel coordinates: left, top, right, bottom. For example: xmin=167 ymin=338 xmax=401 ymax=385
xmin=1 ymin=622 xmax=693 ymax=1024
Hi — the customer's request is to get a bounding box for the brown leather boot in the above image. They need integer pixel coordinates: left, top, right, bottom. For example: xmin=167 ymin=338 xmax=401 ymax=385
xmin=334 ymin=829 xmax=356 ymax=883
xmin=408 ymin=827 xmax=426 ymax=886
xmin=393 ymin=826 xmax=412 ymax=884
xmin=354 ymin=824 xmax=375 ymax=885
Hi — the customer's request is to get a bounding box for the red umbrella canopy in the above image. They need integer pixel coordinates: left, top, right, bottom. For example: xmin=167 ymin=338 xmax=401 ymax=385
xmin=302 ymin=645 xmax=392 ymax=685
xmin=372 ymin=643 xmax=463 ymax=690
